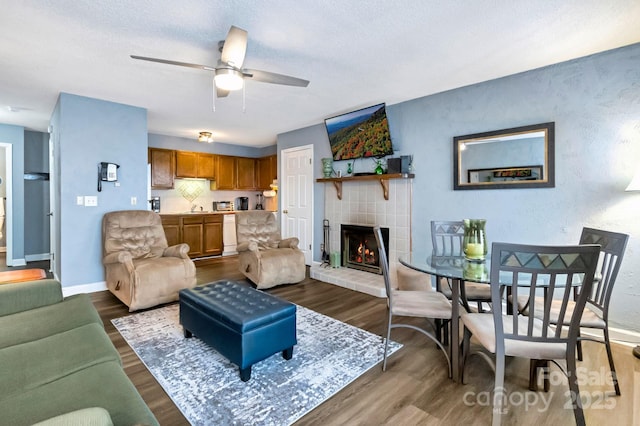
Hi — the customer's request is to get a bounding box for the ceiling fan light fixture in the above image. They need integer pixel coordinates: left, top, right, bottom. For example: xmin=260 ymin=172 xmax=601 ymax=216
xmin=214 ymin=68 xmax=244 ymax=91
xmin=198 ymin=131 xmax=214 ymax=143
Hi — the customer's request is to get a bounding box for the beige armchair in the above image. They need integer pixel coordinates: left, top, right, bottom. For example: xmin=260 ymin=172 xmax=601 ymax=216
xmin=102 ymin=210 xmax=197 ymax=311
xmin=235 ymin=211 xmax=306 ymax=289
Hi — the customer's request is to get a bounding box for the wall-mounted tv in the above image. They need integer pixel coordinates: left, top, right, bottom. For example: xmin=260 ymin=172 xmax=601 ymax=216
xmin=325 ymin=103 xmax=393 ymax=161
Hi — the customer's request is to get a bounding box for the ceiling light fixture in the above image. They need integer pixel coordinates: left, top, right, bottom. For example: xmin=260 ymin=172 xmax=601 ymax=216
xmin=198 ymin=131 xmax=214 ymax=143
xmin=214 ymin=68 xmax=244 ymax=91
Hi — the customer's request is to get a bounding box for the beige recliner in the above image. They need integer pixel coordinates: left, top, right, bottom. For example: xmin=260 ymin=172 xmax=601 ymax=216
xmin=102 ymin=210 xmax=197 ymax=311
xmin=235 ymin=211 xmax=306 ymax=289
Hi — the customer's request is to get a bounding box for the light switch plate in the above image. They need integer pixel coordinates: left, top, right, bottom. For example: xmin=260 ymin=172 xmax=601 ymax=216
xmin=76 ymin=196 xmax=84 ymax=206
xmin=84 ymin=196 xmax=98 ymax=207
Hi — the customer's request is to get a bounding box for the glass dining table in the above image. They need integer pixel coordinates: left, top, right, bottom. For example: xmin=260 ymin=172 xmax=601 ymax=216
xmin=399 ymin=252 xmax=492 ymax=383
xmin=399 ymin=251 xmax=583 ymax=383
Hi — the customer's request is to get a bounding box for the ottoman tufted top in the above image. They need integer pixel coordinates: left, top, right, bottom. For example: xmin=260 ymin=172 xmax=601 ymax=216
xmin=179 ymin=281 xmax=296 ymax=332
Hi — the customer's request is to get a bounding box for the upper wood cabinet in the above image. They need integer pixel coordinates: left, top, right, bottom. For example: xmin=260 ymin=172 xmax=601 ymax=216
xmin=257 ymin=155 xmax=277 ymax=190
xmin=216 ymin=155 xmax=237 ymax=190
xmin=175 ymin=151 xmax=216 ymax=179
xmin=236 ymin=157 xmax=257 ymax=190
xmin=148 ymin=148 xmax=175 ymax=189
xmin=197 ymin=153 xmax=216 ymax=179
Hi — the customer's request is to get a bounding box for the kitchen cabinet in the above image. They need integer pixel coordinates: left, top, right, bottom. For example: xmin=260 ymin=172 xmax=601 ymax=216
xmin=160 ymin=215 xmax=180 ymax=247
xmin=236 ymin=157 xmax=257 ymax=190
xmin=257 ymin=155 xmax=277 ymax=190
xmin=215 ymin=155 xmax=237 ymax=190
xmin=203 ymin=215 xmax=223 ymax=256
xmin=175 ymin=151 xmax=216 ymax=179
xmin=181 ymin=216 xmax=204 ymax=258
xmin=148 ymin=148 xmax=175 ymax=189
xmin=160 ymin=214 xmax=224 ymax=258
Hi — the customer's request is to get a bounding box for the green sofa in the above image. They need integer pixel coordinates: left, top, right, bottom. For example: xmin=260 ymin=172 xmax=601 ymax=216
xmin=0 ymin=279 xmax=158 ymax=426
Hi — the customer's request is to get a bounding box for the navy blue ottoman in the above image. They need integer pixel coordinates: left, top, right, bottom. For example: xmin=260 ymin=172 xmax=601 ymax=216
xmin=179 ymin=280 xmax=297 ymax=381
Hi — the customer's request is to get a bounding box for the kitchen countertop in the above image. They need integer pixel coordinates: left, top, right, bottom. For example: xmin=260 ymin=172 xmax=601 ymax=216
xmin=159 ymin=210 xmax=276 ymax=215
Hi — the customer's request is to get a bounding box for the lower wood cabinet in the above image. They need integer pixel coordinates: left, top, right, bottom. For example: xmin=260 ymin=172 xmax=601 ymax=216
xmin=160 ymin=215 xmax=180 ymax=247
xmin=161 ymin=214 xmax=224 ymax=258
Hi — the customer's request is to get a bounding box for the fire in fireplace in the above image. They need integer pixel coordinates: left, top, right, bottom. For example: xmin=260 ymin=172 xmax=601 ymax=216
xmin=341 ymin=225 xmax=389 ymax=274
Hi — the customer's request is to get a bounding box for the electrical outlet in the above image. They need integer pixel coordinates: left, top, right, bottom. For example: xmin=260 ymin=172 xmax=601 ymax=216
xmin=84 ymin=196 xmax=98 ymax=207
xmin=131 ymin=196 xmax=137 ymax=205
xmin=76 ymin=196 xmax=84 ymax=206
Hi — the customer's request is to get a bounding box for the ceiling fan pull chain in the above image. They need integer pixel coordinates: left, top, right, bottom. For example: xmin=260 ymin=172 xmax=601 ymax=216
xmin=242 ymin=84 xmax=246 ymax=113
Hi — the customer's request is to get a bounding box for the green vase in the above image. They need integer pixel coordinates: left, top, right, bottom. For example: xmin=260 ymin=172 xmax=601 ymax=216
xmin=321 ymin=158 xmax=333 ymax=178
xmin=463 ymin=219 xmax=487 ymax=260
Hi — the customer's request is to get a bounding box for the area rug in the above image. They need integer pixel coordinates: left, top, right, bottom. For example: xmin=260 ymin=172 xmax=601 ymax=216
xmin=112 ymin=303 xmax=401 ymax=426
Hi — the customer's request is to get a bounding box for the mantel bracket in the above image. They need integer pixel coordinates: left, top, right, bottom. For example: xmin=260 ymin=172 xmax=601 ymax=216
xmin=379 ymin=179 xmax=389 ymax=200
xmin=332 ymin=181 xmax=343 ymax=200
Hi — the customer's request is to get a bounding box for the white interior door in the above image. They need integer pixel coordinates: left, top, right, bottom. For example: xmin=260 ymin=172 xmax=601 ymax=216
xmin=281 ymin=145 xmax=313 ymax=265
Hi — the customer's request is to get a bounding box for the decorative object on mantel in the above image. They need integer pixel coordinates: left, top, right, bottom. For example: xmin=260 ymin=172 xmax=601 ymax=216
xmin=317 ymin=173 xmax=414 ymax=200
xmin=198 ymin=131 xmax=214 ymax=143
xmin=347 ymin=162 xmax=353 ymax=175
xmin=112 ymin=303 xmax=401 ymax=426
xmin=321 ymin=157 xmax=333 ymax=178
xmin=373 ymin=158 xmax=385 ymax=175
xmin=463 ymin=219 xmax=487 ymax=261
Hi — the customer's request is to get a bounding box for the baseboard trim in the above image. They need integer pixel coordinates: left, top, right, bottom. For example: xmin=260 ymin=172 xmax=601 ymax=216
xmin=62 ymin=281 xmax=107 ymax=297
xmin=25 ymin=253 xmax=50 ymax=262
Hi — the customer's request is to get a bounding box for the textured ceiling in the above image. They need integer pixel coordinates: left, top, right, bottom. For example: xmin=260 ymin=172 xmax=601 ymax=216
xmin=1 ymin=0 xmax=639 ymax=147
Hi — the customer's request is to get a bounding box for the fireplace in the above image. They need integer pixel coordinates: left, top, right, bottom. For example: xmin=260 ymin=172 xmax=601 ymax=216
xmin=341 ymin=225 xmax=389 ymax=274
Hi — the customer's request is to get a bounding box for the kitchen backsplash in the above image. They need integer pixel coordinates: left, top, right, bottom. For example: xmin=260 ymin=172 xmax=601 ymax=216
xmin=151 ymin=179 xmax=276 ymax=213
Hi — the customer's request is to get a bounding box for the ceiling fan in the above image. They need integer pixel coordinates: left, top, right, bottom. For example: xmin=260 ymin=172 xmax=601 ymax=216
xmin=131 ymin=25 xmax=309 ymax=98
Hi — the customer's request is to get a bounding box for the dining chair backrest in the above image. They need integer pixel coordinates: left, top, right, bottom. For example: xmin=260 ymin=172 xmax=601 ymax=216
xmin=578 ymin=227 xmax=629 ymax=318
xmin=490 ymin=242 xmax=600 ymax=346
xmin=431 ymin=221 xmax=464 ymax=256
xmin=374 ymin=226 xmax=392 ymax=302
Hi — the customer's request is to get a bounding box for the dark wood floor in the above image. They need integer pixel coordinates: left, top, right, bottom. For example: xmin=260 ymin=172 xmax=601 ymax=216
xmin=6 ymin=255 xmax=638 ymax=425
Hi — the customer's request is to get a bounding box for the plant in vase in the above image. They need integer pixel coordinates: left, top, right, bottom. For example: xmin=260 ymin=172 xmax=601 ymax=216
xmin=373 ymin=158 xmax=385 ymax=175
xmin=463 ymin=219 xmax=487 ymax=260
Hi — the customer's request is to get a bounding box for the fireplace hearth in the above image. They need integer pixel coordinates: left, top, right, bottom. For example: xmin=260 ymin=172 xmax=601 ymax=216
xmin=341 ymin=225 xmax=389 ymax=274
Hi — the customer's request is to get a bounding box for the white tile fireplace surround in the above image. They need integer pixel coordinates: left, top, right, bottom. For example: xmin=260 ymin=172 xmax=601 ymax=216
xmin=310 ymin=178 xmax=412 ymax=297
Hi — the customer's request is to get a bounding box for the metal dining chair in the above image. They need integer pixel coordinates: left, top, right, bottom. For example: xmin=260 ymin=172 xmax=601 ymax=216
xmin=524 ymin=227 xmax=629 ymax=395
xmin=431 ymin=221 xmax=492 ymax=313
xmin=373 ymin=226 xmax=453 ymax=375
xmin=460 ymin=242 xmax=600 ymax=426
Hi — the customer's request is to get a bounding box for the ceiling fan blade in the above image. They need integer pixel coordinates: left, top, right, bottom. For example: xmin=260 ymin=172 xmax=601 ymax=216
xmin=220 ymin=26 xmax=248 ymax=68
xmin=130 ymin=55 xmax=215 ymax=71
xmin=243 ymin=69 xmax=309 ymax=87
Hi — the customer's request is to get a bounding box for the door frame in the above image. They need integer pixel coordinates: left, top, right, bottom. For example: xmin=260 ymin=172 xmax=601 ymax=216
xmin=0 ymin=143 xmax=12 ymax=266
xmin=280 ymin=144 xmax=314 ymax=265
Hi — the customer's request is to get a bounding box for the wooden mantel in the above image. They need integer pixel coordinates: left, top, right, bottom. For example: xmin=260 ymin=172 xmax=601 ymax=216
xmin=316 ymin=173 xmax=414 ymax=200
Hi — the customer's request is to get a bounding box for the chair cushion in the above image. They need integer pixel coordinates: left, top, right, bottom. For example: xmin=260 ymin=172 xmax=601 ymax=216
xmin=439 ymin=278 xmax=491 ymax=301
xmin=517 ymin=296 xmax=606 ymax=329
xmin=102 ymin=210 xmax=168 ymax=259
xmin=0 ymin=293 xmax=102 ymax=349
xmin=31 ymin=407 xmax=113 ymax=426
xmin=394 ymin=264 xmax=433 ymax=291
xmin=392 ymin=290 xmax=452 ymax=320
xmin=461 ymin=312 xmax=567 ymax=359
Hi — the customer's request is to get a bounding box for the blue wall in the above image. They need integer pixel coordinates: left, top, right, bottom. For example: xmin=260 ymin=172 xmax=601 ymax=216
xmin=148 ymin=133 xmax=275 ymax=157
xmin=277 ymin=43 xmax=640 ymax=332
xmin=0 ymin=123 xmax=25 ymax=264
xmin=51 ymin=93 xmax=148 ymax=287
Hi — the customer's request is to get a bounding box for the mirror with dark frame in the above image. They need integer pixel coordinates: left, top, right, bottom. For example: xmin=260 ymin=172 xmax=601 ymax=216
xmin=453 ymin=122 xmax=555 ymax=190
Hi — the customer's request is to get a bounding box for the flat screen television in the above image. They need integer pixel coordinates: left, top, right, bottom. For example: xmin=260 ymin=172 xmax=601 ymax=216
xmin=325 ymin=103 xmax=393 ymax=161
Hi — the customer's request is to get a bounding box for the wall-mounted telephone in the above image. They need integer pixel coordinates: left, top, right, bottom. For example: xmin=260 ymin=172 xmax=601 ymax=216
xmin=98 ymin=162 xmax=119 ymax=192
